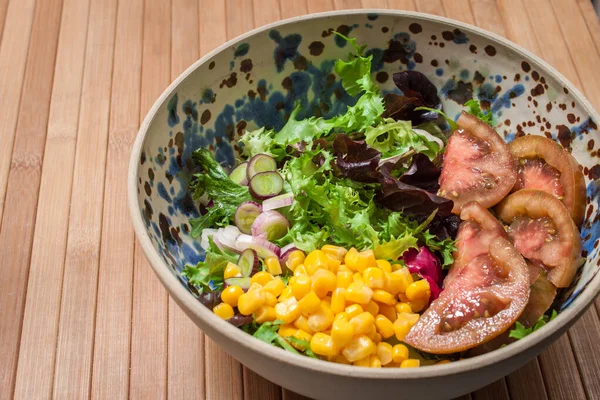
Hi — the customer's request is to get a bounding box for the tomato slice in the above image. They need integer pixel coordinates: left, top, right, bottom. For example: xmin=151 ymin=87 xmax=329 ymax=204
xmin=445 ymin=201 xmax=507 ymax=287
xmin=519 ymin=268 xmax=557 ymax=327
xmin=509 ymin=135 xmax=586 ymax=226
xmin=495 ymin=189 xmax=581 ymax=288
xmin=405 ymin=237 xmax=529 ymax=354
xmin=439 ymin=112 xmax=517 ymax=214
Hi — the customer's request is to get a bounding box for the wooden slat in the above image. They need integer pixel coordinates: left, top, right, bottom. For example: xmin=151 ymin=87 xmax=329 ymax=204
xmin=472 ymin=379 xmax=510 ymax=400
xmin=0 ymin=0 xmax=62 ymax=397
xmin=205 ymin=339 xmax=244 ymax=399
xmin=11 ymin=0 xmax=90 ymax=398
xmin=0 ymin=0 xmax=9 ymax=43
xmin=167 ymin=0 xmax=205 ymax=399
xmin=129 ymin=0 xmax=171 ymax=398
xmin=279 ymin=0 xmax=307 ymax=18
xmin=333 ymin=0 xmax=363 ymax=10
xmin=306 ymin=0 xmax=335 ymax=13
xmin=386 ymin=0 xmax=416 ymax=11
xmin=0 ymin=0 xmax=35 ymax=232
xmin=538 ymin=336 xmax=587 ymax=400
xmin=576 ymin=0 xmax=600 ymax=56
xmin=414 ymin=0 xmax=445 ymax=16
xmin=505 ymin=360 xmax=548 ymax=400
xmin=361 ymin=0 xmax=389 ymax=8
xmin=199 ymin=0 xmax=227 ymax=55
xmin=51 ymin=0 xmax=117 ymax=398
xmin=244 ymin=369 xmax=283 ymax=400
xmin=226 ymin=0 xmax=255 ymax=38
xmin=563 ymin=311 xmax=600 ymax=398
xmin=442 ymin=0 xmax=475 ymax=25
xmin=283 ymin=391 xmax=313 ymax=400
xmin=468 ymin=0 xmax=505 ymax=36
xmin=89 ymin=0 xmax=143 ymax=399
xmin=253 ymin=0 xmax=281 ymax=26
xmin=496 ymin=0 xmax=541 ymax=55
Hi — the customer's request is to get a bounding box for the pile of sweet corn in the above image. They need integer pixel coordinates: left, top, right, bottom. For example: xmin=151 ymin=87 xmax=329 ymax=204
xmin=212 ymin=245 xmax=432 ymax=368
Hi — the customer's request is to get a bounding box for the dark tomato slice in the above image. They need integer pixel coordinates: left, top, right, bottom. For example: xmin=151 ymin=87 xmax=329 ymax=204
xmin=509 ymin=135 xmax=586 ymax=226
xmin=495 ymin=189 xmax=581 ymax=288
xmin=519 ymin=268 xmax=557 ymax=327
xmin=439 ymin=112 xmax=517 ymax=213
xmin=405 ymin=237 xmax=529 ymax=354
xmin=445 ymin=201 xmax=507 ymax=287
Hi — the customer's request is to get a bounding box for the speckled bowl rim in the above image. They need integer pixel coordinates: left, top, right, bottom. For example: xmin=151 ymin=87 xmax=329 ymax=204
xmin=128 ymin=9 xmax=600 ymax=380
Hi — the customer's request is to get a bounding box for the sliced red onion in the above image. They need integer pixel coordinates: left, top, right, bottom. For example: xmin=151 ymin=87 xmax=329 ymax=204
xmin=247 ymin=154 xmax=277 ymax=180
xmin=280 ymin=245 xmax=300 ymax=264
xmin=215 ymin=226 xmax=242 ymax=253
xmin=234 ymin=201 xmax=262 ymax=234
xmin=198 ymin=193 xmax=210 ymax=206
xmin=251 ymin=210 xmax=290 ymax=241
xmin=200 ymin=228 xmax=218 ymax=250
xmin=235 ymin=234 xmax=281 ymax=259
xmin=249 ymin=171 xmax=284 ymax=200
xmin=238 ymin=249 xmax=260 ymax=277
xmin=262 ymin=192 xmax=294 ymax=211
xmin=229 ymin=162 xmax=249 ymax=186
xmin=224 ymin=276 xmax=251 ymax=290
xmin=212 ymin=235 xmax=225 ymax=251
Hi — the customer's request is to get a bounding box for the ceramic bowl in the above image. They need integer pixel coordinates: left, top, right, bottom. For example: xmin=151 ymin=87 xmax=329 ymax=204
xmin=128 ymin=10 xmax=600 ymax=400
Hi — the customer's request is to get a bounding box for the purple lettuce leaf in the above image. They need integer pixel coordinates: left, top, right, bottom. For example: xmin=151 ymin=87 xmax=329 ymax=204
xmin=333 ymin=134 xmax=382 ymax=183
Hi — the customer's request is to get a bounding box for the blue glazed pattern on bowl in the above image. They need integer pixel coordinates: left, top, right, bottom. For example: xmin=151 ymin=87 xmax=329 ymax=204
xmin=133 ymin=12 xmax=600 ymax=311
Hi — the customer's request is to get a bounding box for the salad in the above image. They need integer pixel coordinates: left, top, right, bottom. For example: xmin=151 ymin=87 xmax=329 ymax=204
xmin=183 ymin=34 xmax=586 ymax=367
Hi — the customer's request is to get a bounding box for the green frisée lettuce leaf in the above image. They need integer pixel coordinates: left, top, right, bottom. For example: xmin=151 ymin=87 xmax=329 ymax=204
xmin=364 ymin=118 xmax=442 ymax=160
xmin=189 ymin=149 xmax=251 ymax=237
xmin=509 ymin=310 xmax=558 ymax=340
xmin=182 ymin=237 xmax=238 ymax=292
xmin=464 ymin=99 xmax=493 ymax=126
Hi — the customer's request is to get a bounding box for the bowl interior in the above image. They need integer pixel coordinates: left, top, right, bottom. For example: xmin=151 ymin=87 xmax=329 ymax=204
xmin=132 ymin=11 xmax=600 ymax=315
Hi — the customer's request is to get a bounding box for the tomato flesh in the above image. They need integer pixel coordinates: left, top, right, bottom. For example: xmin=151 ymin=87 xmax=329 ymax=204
xmin=405 ymin=237 xmax=529 ymax=354
xmin=495 ymin=189 xmax=581 ymax=288
xmin=509 ymin=135 xmax=586 ymax=226
xmin=439 ymin=112 xmax=517 ymax=213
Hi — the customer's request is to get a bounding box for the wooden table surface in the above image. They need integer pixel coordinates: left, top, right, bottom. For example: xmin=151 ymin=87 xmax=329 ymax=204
xmin=1 ymin=0 xmax=600 ymax=399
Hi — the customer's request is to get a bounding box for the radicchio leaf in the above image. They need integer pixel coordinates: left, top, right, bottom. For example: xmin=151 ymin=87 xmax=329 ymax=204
xmin=402 ymin=246 xmax=443 ymax=302
xmin=333 ymin=134 xmax=381 ymax=183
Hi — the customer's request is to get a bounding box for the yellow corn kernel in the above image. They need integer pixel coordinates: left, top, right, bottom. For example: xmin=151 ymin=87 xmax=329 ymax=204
xmin=349 ymin=312 xmax=375 ymax=335
xmin=365 ymin=300 xmax=379 ymax=317
xmin=213 ymin=303 xmax=234 ymax=320
xmin=291 ymin=275 xmax=312 ymax=300
xmin=312 ymin=269 xmax=337 ymax=298
xmin=391 ymin=263 xmax=403 ymax=271
xmin=237 ymin=289 xmax=266 ymax=315
xmin=278 ymin=324 xmax=298 ymax=338
xmin=263 ymin=278 xmax=285 ymax=297
xmin=278 ymin=285 xmax=293 ymax=301
xmin=285 ymin=250 xmax=305 ymax=271
xmin=375 ymin=314 xmax=395 ymax=339
xmin=363 ymin=267 xmax=385 ymax=289
xmin=332 ymin=354 xmax=351 ymax=365
xmin=293 ymin=265 xmax=308 ymax=276
xmin=345 ymin=281 xmax=373 ymax=304
xmin=335 ymin=311 xmax=348 ymax=321
xmin=221 ymin=285 xmax=244 ymax=307
xmin=383 ymin=271 xmax=404 ymax=295
xmin=377 ymin=342 xmax=393 ymax=366
xmin=336 ymin=270 xmax=354 ymax=289
xmin=295 ymin=328 xmax=313 ymax=343
xmin=370 ymin=355 xmax=382 ymax=368
xmin=321 ymin=245 xmax=348 ymax=261
xmin=325 ymin=255 xmax=342 ymax=273
xmin=392 ymin=344 xmax=409 ymax=363
xmin=345 ymin=304 xmax=363 ymax=319
xmin=376 ymin=259 xmax=392 ymax=273
xmin=298 ymin=291 xmax=321 ymax=315
xmin=248 ymin=283 xmax=263 ymax=292
xmin=304 ymin=250 xmax=330 ymax=275
xmin=398 ymin=292 xmax=409 ymax=303
xmin=405 ymin=279 xmax=431 ymax=301
xmin=275 ymin=296 xmax=302 ymax=324
xmin=293 ymin=315 xmax=314 ymax=334
xmin=407 ymin=298 xmax=428 ymax=313
xmin=307 ymin=304 xmax=335 ymax=332
xmin=436 ymin=360 xmax=452 ymax=365
xmin=310 ymin=333 xmax=338 ymax=356
xmin=353 ymin=356 xmax=371 ymax=367
xmin=372 ymin=289 xmax=396 ymax=306
xmin=394 ymin=268 xmax=414 ymax=293
xmin=251 ymin=271 xmax=274 ymax=286
xmin=400 ymin=359 xmax=420 ymax=368
xmin=342 ymin=335 xmax=376 ymax=362
xmin=331 ymin=316 xmax=354 ymax=348
xmin=254 ymin=306 xmax=277 ymax=323
xmin=353 ymin=272 xmax=364 ymax=283
xmin=383 ymin=362 xmax=401 ymax=368
xmin=356 ymin=250 xmax=378 ymax=272
xmin=265 ymin=257 xmax=283 ymax=276
xmin=393 ymin=312 xmax=420 ymax=341
xmin=330 ymin=288 xmax=346 ymax=314
xmin=322 ymin=296 xmax=332 ymax=308
xmin=344 ymin=248 xmax=360 ymax=271
xmin=365 ymin=324 xmax=377 ymax=341
xmin=378 ymin=304 xmax=397 ymax=322
xmin=223 ymin=263 xmax=241 ymax=279
xmin=265 ymin=292 xmax=278 ymax=307
xmin=373 ymin=333 xmax=382 ymax=343
xmin=395 ymin=302 xmax=412 ymax=314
